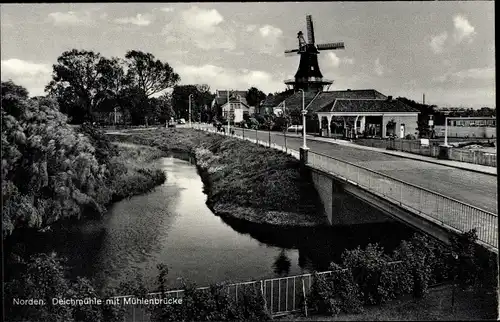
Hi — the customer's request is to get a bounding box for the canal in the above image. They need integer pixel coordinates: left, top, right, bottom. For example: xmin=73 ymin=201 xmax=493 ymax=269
xmin=27 ymin=153 xmax=416 ymax=292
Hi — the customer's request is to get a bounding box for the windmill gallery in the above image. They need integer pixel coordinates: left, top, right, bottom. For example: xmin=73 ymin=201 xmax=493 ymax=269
xmin=260 ymin=15 xmax=420 ymax=139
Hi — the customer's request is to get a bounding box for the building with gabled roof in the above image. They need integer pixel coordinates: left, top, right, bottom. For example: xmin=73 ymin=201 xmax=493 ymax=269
xmin=211 ymin=89 xmax=255 ymax=123
xmin=261 ymin=88 xmax=419 ymax=138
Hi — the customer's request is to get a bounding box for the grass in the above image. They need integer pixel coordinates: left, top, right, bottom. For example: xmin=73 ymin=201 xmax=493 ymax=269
xmin=108 ymin=142 xmax=167 ymax=202
xmin=106 ymin=128 xmax=327 ymax=226
xmin=282 ymin=284 xmax=497 ymax=321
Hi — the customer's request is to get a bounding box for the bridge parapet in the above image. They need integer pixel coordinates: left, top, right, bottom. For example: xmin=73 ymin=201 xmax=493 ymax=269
xmin=197 ymin=127 xmax=498 ymax=253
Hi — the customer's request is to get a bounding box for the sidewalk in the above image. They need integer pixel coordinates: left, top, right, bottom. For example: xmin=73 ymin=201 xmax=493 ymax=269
xmin=305 ymin=135 xmax=497 ymax=176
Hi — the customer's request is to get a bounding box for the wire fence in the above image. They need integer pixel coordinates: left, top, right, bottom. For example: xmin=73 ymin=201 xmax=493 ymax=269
xmin=197 ymin=126 xmax=497 ymax=253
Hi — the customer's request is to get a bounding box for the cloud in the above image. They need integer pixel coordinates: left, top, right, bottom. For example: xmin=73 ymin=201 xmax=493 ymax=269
xmin=374 ymin=58 xmax=384 ymax=76
xmin=48 ymin=11 xmax=93 ymax=26
xmin=181 ymin=6 xmax=223 ymax=31
xmin=255 ymin=25 xmax=284 ymax=55
xmin=453 ymin=15 xmax=476 ymax=43
xmin=160 ymin=7 xmax=174 ymax=13
xmin=430 ymin=31 xmax=448 ymax=54
xmin=174 ymin=63 xmax=286 ymax=93
xmin=162 ymin=6 xmax=235 ymax=51
xmin=326 ymin=52 xmax=354 ymax=67
xmin=259 ymin=25 xmax=283 ymax=38
xmin=433 ymin=67 xmax=495 ymax=84
xmin=245 ymin=24 xmax=257 ymax=32
xmin=1 ymin=59 xmax=52 ymax=96
xmin=114 ymin=13 xmax=153 ymax=26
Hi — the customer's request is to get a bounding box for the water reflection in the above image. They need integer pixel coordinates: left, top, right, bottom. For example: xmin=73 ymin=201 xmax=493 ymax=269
xmin=12 ymin=154 xmax=416 ymax=293
xmin=273 ymin=249 xmax=292 ymax=276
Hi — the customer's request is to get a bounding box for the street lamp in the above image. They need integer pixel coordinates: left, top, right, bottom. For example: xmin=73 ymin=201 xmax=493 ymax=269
xmin=188 ymin=94 xmax=194 ymax=128
xmin=298 ymin=89 xmax=308 ymax=149
xmin=227 ymin=90 xmax=232 ymax=135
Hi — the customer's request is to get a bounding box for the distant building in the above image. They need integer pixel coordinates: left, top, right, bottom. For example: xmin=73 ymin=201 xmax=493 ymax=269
xmin=434 ymin=117 xmax=496 ymax=139
xmin=263 ymin=89 xmax=420 ymax=139
xmin=211 ymin=90 xmax=255 ymax=123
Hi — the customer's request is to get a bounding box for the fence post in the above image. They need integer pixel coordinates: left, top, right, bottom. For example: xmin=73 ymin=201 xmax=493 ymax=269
xmin=302 ymin=278 xmax=308 ymax=317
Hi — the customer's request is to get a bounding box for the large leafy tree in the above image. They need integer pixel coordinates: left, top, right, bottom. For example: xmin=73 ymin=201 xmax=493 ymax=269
xmin=245 ymin=87 xmax=266 ymax=108
xmin=45 ymin=49 xmax=119 ymax=122
xmin=124 ymin=50 xmax=180 ymax=97
xmin=2 ymin=81 xmax=112 ymax=237
xmin=172 ymin=84 xmax=214 ymax=122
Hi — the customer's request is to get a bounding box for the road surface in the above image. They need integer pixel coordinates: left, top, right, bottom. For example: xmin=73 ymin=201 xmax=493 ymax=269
xmin=220 ymin=126 xmax=497 ymax=214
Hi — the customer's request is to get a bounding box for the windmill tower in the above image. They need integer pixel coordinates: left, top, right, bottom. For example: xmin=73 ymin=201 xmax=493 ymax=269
xmin=284 ymin=15 xmax=345 ymax=92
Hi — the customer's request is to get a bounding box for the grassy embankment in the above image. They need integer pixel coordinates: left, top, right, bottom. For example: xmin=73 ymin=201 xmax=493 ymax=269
xmin=285 ymin=283 xmax=497 ymax=321
xmin=106 ymin=128 xmax=327 ymax=226
xmin=108 ymin=142 xmax=167 ymax=202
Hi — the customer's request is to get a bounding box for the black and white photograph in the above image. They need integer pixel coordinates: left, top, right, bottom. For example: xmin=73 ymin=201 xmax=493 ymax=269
xmin=1 ymin=2 xmax=497 ymax=321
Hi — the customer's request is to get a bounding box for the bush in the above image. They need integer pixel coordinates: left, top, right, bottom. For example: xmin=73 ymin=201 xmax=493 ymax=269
xmin=342 ymin=244 xmax=395 ymax=305
xmin=4 ymin=252 xmax=126 ymax=322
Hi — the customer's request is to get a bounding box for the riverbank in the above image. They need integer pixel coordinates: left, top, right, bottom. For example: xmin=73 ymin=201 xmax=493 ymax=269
xmin=106 ymin=128 xmax=327 ymax=226
xmin=108 ymin=142 xmax=166 ymax=202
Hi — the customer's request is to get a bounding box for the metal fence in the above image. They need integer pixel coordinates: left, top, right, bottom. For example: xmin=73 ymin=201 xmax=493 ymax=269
xmin=307 ymin=150 xmax=498 ymax=251
xmin=356 ymin=138 xmax=496 ymax=167
xmin=198 ymin=126 xmax=498 ymax=253
xmin=113 ymin=270 xmax=334 ymax=321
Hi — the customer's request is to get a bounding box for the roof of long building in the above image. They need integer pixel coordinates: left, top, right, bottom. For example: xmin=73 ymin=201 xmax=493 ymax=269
xmin=260 ymin=89 xmax=417 ymax=114
xmin=319 ymin=99 xmax=419 ymax=113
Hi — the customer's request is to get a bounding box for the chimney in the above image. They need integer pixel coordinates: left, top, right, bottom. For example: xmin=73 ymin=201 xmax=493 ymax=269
xmin=387 ymin=95 xmax=393 ymax=101
xmin=423 ymin=93 xmax=425 ymax=105
xmin=347 ymin=89 xmax=351 ymax=91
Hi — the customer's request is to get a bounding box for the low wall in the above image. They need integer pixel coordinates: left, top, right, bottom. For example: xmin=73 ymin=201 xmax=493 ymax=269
xmin=310 ymin=167 xmax=392 ymax=226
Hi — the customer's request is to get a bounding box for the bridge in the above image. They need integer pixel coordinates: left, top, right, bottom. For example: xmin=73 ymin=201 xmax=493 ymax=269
xmin=196 ymin=125 xmax=497 ymax=254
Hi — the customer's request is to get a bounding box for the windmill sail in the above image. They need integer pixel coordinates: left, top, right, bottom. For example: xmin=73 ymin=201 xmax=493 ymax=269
xmin=306 ymin=15 xmax=315 ymax=45
xmin=316 ymin=42 xmax=345 ymax=50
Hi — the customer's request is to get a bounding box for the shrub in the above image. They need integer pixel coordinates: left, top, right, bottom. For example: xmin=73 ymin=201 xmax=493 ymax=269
xmin=341 ymin=244 xmax=395 ymax=305
xmin=4 ymin=252 xmax=125 ymax=322
xmin=392 ymin=234 xmax=437 ymax=298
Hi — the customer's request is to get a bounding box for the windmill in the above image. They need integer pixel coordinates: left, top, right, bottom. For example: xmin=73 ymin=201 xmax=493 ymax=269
xmin=284 ymin=15 xmax=345 ymax=92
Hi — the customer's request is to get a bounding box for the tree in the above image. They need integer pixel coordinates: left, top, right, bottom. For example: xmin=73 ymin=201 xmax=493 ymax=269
xmin=245 ymin=87 xmax=266 ymax=108
xmin=45 ymin=49 xmax=118 ymax=122
xmin=1 ymin=80 xmax=29 ymax=118
xmin=2 ymin=81 xmax=112 ymax=237
xmin=172 ymin=84 xmax=214 ymax=122
xmin=397 ymin=97 xmax=437 ymax=138
xmin=124 ymin=50 xmax=180 ymax=97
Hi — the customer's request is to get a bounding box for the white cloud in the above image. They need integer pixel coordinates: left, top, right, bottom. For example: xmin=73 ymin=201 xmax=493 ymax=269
xmin=174 ymin=63 xmax=285 ymax=93
xmin=259 ymin=25 xmax=283 ymax=38
xmin=114 ymin=13 xmax=153 ymax=26
xmin=430 ymin=31 xmax=448 ymax=54
xmin=162 ymin=6 xmax=235 ymax=51
xmin=374 ymin=58 xmax=384 ymax=76
xmin=453 ymin=15 xmax=476 ymax=43
xmin=181 ymin=6 xmax=223 ymax=31
xmin=1 ymin=59 xmax=52 ymax=96
xmin=328 ymin=52 xmax=341 ymax=67
xmin=160 ymin=7 xmax=174 ymax=13
xmin=48 ymin=11 xmax=93 ymax=26
xmin=326 ymin=53 xmax=354 ymax=67
xmin=246 ymin=24 xmax=257 ymax=32
xmin=432 ymin=67 xmax=494 ymax=83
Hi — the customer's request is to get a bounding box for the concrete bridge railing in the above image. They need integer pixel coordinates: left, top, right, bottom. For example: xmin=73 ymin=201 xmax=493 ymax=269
xmin=198 ymin=126 xmax=498 ymax=253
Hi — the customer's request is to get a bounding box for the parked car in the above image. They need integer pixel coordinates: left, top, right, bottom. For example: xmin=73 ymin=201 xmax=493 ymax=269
xmin=287 ymin=124 xmax=303 ymax=132
xmin=177 ymin=118 xmax=186 ymax=124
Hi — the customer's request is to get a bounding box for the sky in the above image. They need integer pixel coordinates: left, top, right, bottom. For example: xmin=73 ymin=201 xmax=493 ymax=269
xmin=0 ymin=2 xmax=495 ymax=108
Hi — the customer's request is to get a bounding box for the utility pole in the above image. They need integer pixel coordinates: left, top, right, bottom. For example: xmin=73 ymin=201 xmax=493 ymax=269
xmin=227 ymin=90 xmax=231 ymax=134
xmin=189 ymin=94 xmax=194 ymax=128
xmin=299 ymin=89 xmax=307 ymax=149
